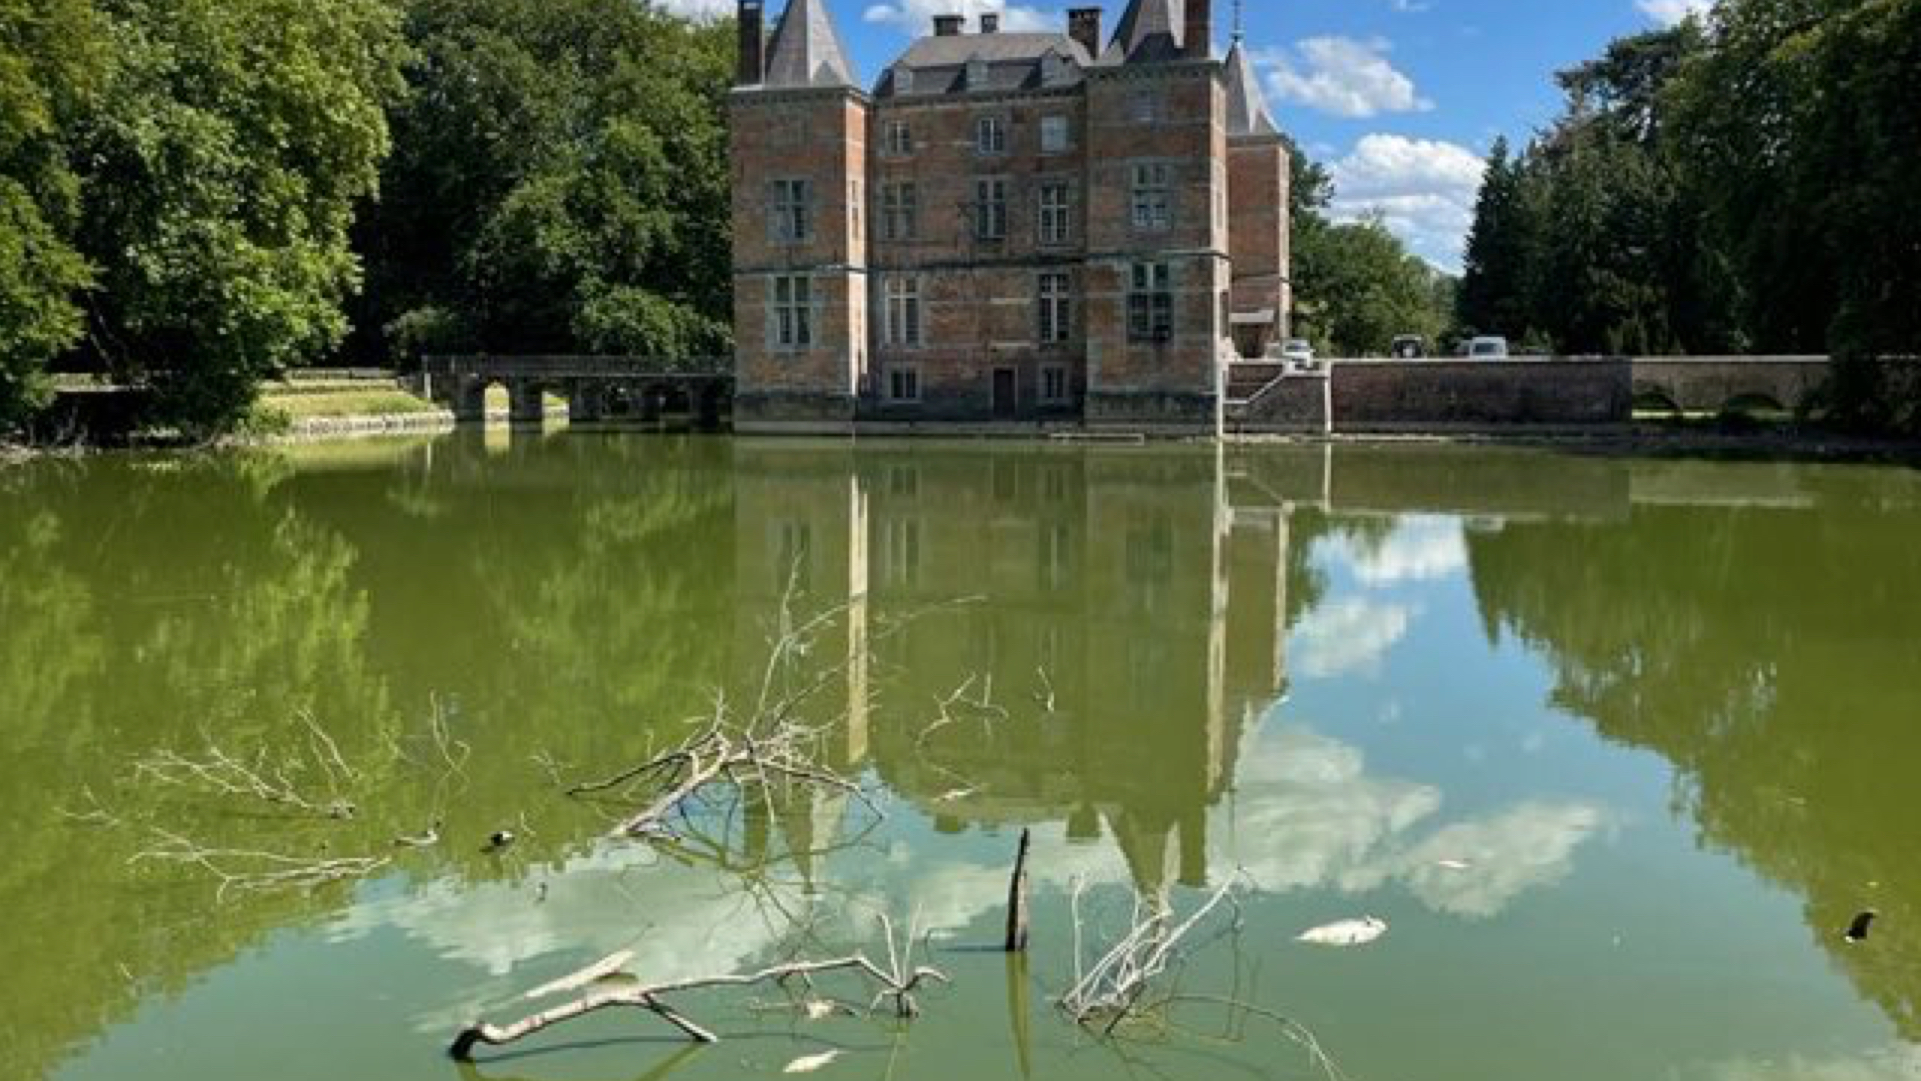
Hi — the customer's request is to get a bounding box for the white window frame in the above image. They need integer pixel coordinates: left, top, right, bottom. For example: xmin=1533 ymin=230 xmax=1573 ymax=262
xmin=1127 ymin=262 xmax=1173 ymax=343
xmin=1038 ymin=182 xmax=1072 ymax=245
xmin=1130 ymin=163 xmax=1171 ymax=232
xmin=1038 ymin=272 xmax=1072 ymax=345
xmin=880 ymin=182 xmax=918 ymax=242
xmin=884 ymin=275 xmax=922 ymax=347
xmin=884 ymin=119 xmax=913 ymax=156
xmin=770 ymin=178 xmax=812 ymax=243
xmin=974 ymin=177 xmax=1008 ymax=241
xmin=772 ymin=274 xmax=814 ymax=350
xmin=975 ymin=114 xmax=1007 ymax=156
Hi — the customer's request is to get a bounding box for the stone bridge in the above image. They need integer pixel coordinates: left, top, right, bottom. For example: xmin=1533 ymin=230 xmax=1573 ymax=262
xmin=420 ymin=355 xmax=734 ymax=426
xmin=1629 ymin=356 xmax=1830 ymax=415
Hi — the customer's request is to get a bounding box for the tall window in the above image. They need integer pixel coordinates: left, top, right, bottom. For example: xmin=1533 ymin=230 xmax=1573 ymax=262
xmin=1040 ymin=115 xmax=1070 ymax=154
xmin=974 ymin=178 xmax=1008 ymax=241
xmin=770 ymin=179 xmax=812 ymax=242
xmin=880 ymin=182 xmax=918 ymax=241
xmin=851 ymin=180 xmax=861 ymax=242
xmin=1127 ymin=262 xmax=1173 ymax=342
xmin=1130 ymin=163 xmax=1171 ymax=231
xmin=1130 ymin=92 xmax=1160 ymax=124
xmin=884 ymin=276 xmax=922 ymax=347
xmin=1038 ymin=273 xmax=1071 ymax=344
xmin=772 ymin=274 xmax=813 ymax=349
xmin=975 ymin=115 xmax=1007 ymax=155
xmin=1038 ymin=182 xmax=1072 ymax=245
xmin=884 ymin=120 xmax=913 ymax=156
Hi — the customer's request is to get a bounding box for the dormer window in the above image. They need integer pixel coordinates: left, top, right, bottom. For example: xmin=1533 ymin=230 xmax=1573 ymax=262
xmin=893 ymin=65 xmax=914 ymax=94
xmin=967 ymin=55 xmax=989 ymax=90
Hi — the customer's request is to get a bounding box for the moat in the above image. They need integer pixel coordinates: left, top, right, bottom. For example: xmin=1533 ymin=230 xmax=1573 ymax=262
xmin=4 ymin=433 xmax=1919 ymax=1080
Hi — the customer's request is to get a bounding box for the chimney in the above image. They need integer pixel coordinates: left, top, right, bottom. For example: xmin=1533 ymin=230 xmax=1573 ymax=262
xmin=933 ymin=13 xmax=964 ymax=36
xmin=1067 ymin=7 xmax=1102 ymax=57
xmin=980 ymin=12 xmax=1000 ymax=33
xmin=736 ymin=0 xmax=764 ymax=85
xmin=1184 ymin=0 xmax=1211 ymax=58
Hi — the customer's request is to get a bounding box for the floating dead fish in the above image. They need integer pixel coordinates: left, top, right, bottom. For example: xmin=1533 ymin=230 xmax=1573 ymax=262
xmin=934 ymin=788 xmax=977 ymax=803
xmin=1295 ymin=916 xmax=1388 ymax=947
xmin=1435 ymin=859 xmax=1472 ymax=871
xmin=783 ymin=1050 xmax=841 ymax=1073
xmin=1845 ymin=910 xmax=1878 ymax=943
xmin=801 ymin=999 xmax=839 ymax=1020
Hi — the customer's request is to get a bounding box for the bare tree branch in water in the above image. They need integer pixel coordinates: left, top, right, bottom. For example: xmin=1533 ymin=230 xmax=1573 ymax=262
xmin=132 ymin=721 xmax=359 ymax=821
xmin=128 ymin=828 xmax=390 ymax=903
xmin=448 ymin=916 xmax=948 ymax=1060
xmin=1057 ymin=874 xmax=1348 ymax=1079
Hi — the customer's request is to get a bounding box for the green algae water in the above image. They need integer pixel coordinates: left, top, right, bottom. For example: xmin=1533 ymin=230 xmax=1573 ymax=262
xmin=4 ymin=432 xmax=1921 ymax=1081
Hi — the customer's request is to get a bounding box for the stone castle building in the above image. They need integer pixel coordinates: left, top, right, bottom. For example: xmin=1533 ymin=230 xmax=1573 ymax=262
xmin=728 ymin=0 xmax=1291 ymax=434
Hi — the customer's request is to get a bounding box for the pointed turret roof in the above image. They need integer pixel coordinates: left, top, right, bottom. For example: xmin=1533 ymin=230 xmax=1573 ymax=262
xmin=1100 ymin=0 xmax=1186 ymax=65
xmin=763 ymin=0 xmax=856 ymax=89
xmin=1223 ymin=39 xmax=1278 ymax=137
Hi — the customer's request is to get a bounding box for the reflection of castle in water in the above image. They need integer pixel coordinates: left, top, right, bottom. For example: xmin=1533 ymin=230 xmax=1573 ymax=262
xmin=732 ymin=441 xmax=1293 ymax=898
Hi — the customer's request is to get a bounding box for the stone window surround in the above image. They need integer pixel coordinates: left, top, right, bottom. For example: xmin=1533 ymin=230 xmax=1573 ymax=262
xmin=1127 ymin=260 xmax=1175 ymax=343
xmin=1037 ymin=271 xmax=1072 ymax=346
xmin=1036 ymin=179 xmax=1074 ymax=246
xmin=768 ymin=178 xmax=813 ymax=244
xmin=974 ymin=113 xmax=1009 ymax=157
xmin=884 ymin=362 xmax=922 ymax=403
xmin=972 ymin=175 xmax=1010 ymax=242
xmin=882 ymin=119 xmax=913 ymax=157
xmin=768 ymin=273 xmax=817 ymax=352
xmin=879 ymin=181 xmax=918 ymax=242
xmin=1129 ymin=160 xmax=1175 ymax=234
xmin=1039 ymin=362 xmax=1071 ymax=404
xmin=1039 ymin=114 xmax=1072 ymax=155
xmin=882 ymin=274 xmax=923 ymax=348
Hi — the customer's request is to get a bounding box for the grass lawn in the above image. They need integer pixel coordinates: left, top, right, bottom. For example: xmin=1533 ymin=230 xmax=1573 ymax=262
xmin=258 ymin=387 xmax=441 ymax=419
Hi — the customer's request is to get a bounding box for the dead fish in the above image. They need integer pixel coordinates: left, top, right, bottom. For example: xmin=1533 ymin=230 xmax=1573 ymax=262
xmin=1435 ymin=858 xmax=1473 ymax=872
xmin=1295 ymin=916 xmax=1388 ymax=947
xmin=783 ymin=1049 xmax=841 ymax=1073
xmin=801 ymin=999 xmax=839 ymax=1020
xmin=1845 ymin=910 xmax=1878 ymax=943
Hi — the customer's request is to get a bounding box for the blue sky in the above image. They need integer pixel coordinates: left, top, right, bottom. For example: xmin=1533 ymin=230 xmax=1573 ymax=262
xmin=669 ymin=0 xmax=1710 ymax=269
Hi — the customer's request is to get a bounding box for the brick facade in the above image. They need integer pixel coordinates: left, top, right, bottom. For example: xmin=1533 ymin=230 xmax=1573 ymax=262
xmin=730 ymin=0 xmax=1291 ymax=434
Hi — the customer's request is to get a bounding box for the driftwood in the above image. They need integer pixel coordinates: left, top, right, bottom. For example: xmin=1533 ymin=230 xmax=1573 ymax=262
xmin=1059 ymin=874 xmax=1244 ymax=1030
xmin=449 ymin=930 xmax=948 ymax=1060
xmin=568 ymin=717 xmax=877 ymax=839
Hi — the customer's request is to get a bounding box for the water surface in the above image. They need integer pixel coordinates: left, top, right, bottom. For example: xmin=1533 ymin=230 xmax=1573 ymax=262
xmin=3 ymin=433 xmax=1919 ymax=1081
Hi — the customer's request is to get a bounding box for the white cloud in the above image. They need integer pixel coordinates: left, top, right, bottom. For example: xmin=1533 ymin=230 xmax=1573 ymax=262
xmin=654 ymin=0 xmax=732 ymax=19
xmin=1328 ymin=133 xmax=1486 ymax=268
xmin=1256 ymin=37 xmax=1432 ymax=119
xmin=1637 ymin=0 xmax=1713 ymax=27
xmin=1702 ymin=1044 xmax=1921 ymax=1081
xmin=863 ymin=0 xmax=1052 ymax=35
xmin=1336 ymin=516 xmax=1469 ymax=586
xmin=1290 ymin=597 xmax=1416 ymax=678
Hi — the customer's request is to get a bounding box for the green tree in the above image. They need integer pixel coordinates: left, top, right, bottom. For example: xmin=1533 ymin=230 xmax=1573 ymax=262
xmin=0 ymin=0 xmax=100 ymax=433
xmin=349 ymin=0 xmax=734 ymax=367
xmin=1456 ymin=138 xmax=1532 ymax=341
xmin=65 ymin=0 xmax=407 ymax=436
xmin=1294 ymin=215 xmax=1450 ymax=357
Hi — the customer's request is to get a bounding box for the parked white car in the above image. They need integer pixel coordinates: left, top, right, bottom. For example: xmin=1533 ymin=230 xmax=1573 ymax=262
xmin=1467 ymin=336 xmax=1511 ymax=360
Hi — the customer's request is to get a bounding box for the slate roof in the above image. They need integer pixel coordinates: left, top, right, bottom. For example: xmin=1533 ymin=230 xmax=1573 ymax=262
xmin=1098 ymin=0 xmax=1187 ymax=65
xmin=1222 ymin=39 xmax=1278 ymax=136
xmin=762 ymin=0 xmax=856 ymax=89
xmin=877 ymin=33 xmax=1091 ymax=98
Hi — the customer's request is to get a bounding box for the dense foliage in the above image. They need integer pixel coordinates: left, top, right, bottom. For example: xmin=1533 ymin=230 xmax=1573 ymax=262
xmin=1288 ymin=137 xmax=1454 ymax=358
xmin=348 ymin=0 xmax=733 ymax=367
xmin=1457 ymin=0 xmax=1919 ymax=423
xmin=0 ymin=0 xmax=731 ymax=437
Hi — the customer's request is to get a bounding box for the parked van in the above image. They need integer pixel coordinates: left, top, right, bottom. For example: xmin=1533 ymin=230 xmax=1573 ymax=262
xmin=1468 ymin=336 xmax=1510 ymax=360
